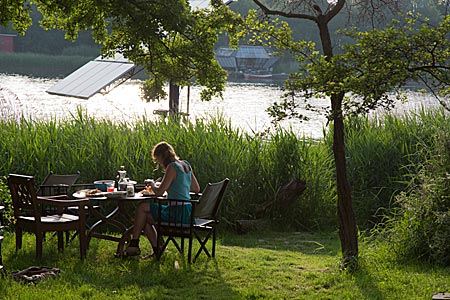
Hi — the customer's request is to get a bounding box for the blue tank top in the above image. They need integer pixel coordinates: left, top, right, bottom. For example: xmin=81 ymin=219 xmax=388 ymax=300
xmin=167 ymin=160 xmax=192 ymax=200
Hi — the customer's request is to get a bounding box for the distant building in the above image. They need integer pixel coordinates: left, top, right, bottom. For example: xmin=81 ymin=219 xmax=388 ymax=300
xmin=0 ymin=34 xmax=16 ymax=53
xmin=215 ymin=45 xmax=279 ymax=77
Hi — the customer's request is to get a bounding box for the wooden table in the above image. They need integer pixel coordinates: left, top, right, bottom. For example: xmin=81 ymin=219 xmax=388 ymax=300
xmin=73 ymin=189 xmax=156 ymax=257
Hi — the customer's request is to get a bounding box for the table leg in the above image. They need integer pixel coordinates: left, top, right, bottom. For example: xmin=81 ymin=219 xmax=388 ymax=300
xmin=87 ymin=205 xmax=130 ymax=248
xmin=115 ymin=226 xmax=134 ymax=257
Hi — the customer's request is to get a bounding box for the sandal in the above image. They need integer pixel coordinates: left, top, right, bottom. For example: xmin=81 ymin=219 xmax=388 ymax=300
xmin=141 ymin=243 xmax=164 ymax=260
xmin=141 ymin=252 xmax=157 ymax=260
xmin=125 ymin=246 xmax=141 ymax=256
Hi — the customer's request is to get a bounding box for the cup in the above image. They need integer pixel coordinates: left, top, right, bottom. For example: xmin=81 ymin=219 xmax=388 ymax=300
xmin=106 ymin=182 xmax=115 ymax=192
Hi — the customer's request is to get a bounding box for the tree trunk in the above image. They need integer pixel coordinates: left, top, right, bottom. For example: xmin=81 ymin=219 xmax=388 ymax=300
xmin=318 ymin=18 xmax=359 ymax=267
xmin=169 ymin=79 xmax=180 ymax=114
xmin=331 ymin=93 xmax=359 ymax=267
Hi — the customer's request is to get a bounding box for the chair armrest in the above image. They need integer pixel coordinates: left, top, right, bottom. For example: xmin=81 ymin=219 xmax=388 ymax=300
xmin=154 ymin=198 xmax=198 ymax=228
xmin=37 ymin=196 xmax=90 ymax=208
xmin=190 ymin=192 xmax=202 ymax=200
xmin=154 ymin=197 xmax=199 ymax=205
xmin=38 ymin=195 xmax=68 ymax=200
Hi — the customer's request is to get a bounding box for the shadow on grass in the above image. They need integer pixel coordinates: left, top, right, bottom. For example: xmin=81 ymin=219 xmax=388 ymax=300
xmin=1 ymin=233 xmax=239 ymax=299
xmin=220 ymin=229 xmax=341 ymax=257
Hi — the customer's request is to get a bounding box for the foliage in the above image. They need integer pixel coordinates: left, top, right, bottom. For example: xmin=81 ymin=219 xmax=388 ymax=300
xmin=238 ymin=11 xmax=450 ymax=120
xmin=3 ymin=104 xmax=450 ymax=233
xmin=0 ymin=0 xmax=32 ymax=34
xmin=342 ymin=108 xmax=450 ymax=228
xmin=340 ymin=14 xmax=450 ymax=113
xmin=0 ymin=175 xmax=12 ymax=226
xmin=379 ymin=122 xmax=450 ymax=265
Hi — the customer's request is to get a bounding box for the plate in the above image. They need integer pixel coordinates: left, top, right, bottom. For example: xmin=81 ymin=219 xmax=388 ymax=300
xmin=73 ymin=189 xmax=107 ymax=198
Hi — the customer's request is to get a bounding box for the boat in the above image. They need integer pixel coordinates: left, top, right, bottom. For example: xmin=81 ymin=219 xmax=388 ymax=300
xmin=243 ymin=73 xmax=273 ymax=79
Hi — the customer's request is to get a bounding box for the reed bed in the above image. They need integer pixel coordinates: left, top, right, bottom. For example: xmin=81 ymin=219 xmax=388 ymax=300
xmin=1 ymin=105 xmax=449 ymax=231
xmin=0 ymin=108 xmax=336 ymax=230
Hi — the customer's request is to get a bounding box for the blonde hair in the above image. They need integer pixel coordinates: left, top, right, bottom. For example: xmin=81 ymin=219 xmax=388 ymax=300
xmin=152 ymin=141 xmax=178 ymax=169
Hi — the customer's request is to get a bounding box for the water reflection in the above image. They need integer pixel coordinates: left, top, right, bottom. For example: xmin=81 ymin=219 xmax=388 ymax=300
xmin=0 ymin=74 xmax=442 ymax=140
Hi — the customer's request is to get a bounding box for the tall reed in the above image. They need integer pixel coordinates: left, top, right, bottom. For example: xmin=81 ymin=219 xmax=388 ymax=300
xmin=2 ymin=105 xmax=448 ymax=232
xmin=342 ymin=107 xmax=450 ymax=227
xmin=0 ymin=108 xmax=336 ymax=230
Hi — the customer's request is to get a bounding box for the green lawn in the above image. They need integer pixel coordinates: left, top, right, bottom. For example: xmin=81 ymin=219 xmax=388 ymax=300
xmin=0 ymin=230 xmax=449 ymax=299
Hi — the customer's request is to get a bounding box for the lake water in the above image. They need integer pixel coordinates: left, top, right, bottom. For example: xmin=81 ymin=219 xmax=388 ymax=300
xmin=0 ymin=73 xmax=442 ymax=140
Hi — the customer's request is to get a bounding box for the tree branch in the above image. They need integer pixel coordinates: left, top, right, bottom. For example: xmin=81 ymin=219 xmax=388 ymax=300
xmin=252 ymin=0 xmax=317 ymax=22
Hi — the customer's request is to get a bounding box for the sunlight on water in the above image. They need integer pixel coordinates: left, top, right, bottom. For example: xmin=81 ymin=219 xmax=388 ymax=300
xmin=0 ymin=74 xmax=443 ymax=140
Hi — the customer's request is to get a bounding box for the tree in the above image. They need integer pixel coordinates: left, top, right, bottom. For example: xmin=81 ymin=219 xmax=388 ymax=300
xmin=1 ymin=0 xmax=241 ymax=103
xmin=0 ymin=0 xmax=32 ymax=34
xmin=239 ymin=0 xmax=450 ymax=268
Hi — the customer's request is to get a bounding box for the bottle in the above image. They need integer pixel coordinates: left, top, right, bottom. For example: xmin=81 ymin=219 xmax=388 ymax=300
xmin=117 ymin=166 xmax=127 ymax=191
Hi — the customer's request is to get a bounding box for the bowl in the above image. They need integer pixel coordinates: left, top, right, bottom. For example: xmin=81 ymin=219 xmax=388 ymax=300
xmin=93 ymin=180 xmax=115 ymax=192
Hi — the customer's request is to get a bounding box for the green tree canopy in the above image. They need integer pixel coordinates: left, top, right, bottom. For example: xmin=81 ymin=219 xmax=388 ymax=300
xmin=2 ymin=0 xmax=242 ymax=102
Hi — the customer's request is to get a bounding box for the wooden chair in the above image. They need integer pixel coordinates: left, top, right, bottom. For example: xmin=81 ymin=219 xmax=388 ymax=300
xmin=38 ymin=171 xmax=80 ymax=197
xmin=191 ymin=178 xmax=229 ymax=262
xmin=154 ymin=178 xmax=229 ymax=263
xmin=7 ymin=174 xmax=89 ymax=259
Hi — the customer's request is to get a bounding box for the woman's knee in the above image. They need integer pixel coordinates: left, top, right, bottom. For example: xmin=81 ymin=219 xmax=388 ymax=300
xmin=136 ymin=201 xmax=150 ymax=213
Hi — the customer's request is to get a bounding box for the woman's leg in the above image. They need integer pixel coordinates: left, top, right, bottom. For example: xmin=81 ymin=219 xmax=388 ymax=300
xmin=126 ymin=202 xmax=152 ymax=256
xmin=142 ymin=213 xmax=157 ymax=248
xmin=131 ymin=202 xmax=151 ymax=239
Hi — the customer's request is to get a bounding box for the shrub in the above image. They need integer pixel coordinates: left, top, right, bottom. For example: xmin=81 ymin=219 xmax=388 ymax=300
xmin=379 ymin=129 xmax=450 ymax=265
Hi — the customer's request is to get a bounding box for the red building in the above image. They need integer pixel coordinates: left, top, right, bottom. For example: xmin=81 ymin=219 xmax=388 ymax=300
xmin=0 ymin=34 xmax=16 ymax=53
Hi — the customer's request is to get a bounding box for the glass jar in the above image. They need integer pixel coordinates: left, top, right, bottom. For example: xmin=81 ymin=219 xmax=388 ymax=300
xmin=126 ymin=183 xmax=135 ymax=197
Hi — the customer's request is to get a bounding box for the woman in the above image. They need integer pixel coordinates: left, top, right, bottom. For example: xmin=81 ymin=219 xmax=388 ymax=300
xmin=125 ymin=141 xmax=200 ymax=258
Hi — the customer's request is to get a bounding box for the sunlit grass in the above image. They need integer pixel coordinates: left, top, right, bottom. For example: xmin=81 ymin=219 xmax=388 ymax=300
xmin=1 ymin=231 xmax=449 ymax=299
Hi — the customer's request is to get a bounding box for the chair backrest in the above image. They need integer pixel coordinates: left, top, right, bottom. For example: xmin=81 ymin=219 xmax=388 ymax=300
xmin=7 ymin=174 xmax=40 ymax=220
xmin=193 ymin=178 xmax=229 ymax=219
xmin=39 ymin=171 xmax=80 ymax=196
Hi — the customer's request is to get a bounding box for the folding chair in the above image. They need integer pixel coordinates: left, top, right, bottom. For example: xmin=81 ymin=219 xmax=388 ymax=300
xmin=191 ymin=178 xmax=229 ymax=262
xmin=38 ymin=171 xmax=85 ymax=243
xmin=38 ymin=171 xmax=80 ymax=197
xmin=154 ymin=197 xmax=199 ymax=263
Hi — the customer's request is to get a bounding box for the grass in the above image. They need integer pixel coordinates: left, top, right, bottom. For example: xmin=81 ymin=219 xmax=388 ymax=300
xmin=1 ymin=230 xmax=450 ymax=299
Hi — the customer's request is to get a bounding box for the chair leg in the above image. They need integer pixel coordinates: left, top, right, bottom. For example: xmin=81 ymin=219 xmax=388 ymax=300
xmin=16 ymin=227 xmax=22 ymax=251
xmin=57 ymin=232 xmax=64 ymax=251
xmin=212 ymin=227 xmax=217 ymax=257
xmin=188 ymin=235 xmax=193 ymax=264
xmin=79 ymin=228 xmax=87 ymax=258
xmin=193 ymin=230 xmax=212 ymax=262
xmin=36 ymin=232 xmax=43 ymax=259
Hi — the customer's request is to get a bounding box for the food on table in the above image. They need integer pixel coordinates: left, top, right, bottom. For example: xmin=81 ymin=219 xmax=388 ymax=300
xmin=139 ymin=189 xmax=154 ymax=196
xmin=87 ymin=189 xmax=102 ymax=195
